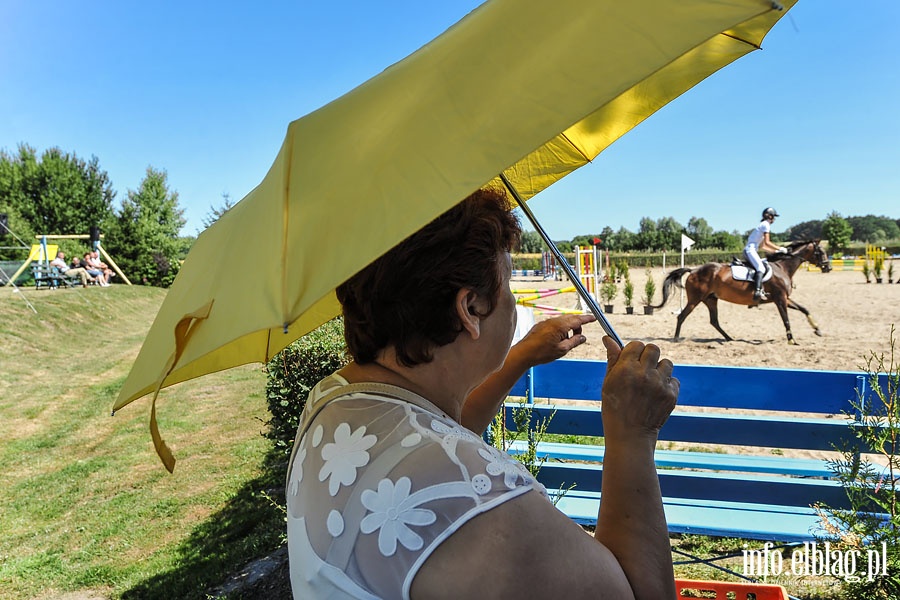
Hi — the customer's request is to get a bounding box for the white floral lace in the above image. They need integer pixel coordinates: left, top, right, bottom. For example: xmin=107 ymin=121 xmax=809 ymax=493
xmin=286 ymin=375 xmax=547 ymax=599
xmin=319 ymin=422 xmax=378 ymax=496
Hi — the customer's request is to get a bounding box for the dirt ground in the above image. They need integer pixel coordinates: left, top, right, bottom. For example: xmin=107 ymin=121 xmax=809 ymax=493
xmin=513 ymin=267 xmax=900 ymax=373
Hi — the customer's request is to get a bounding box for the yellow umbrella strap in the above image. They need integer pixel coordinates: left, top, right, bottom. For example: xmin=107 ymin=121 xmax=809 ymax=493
xmin=150 ymin=300 xmax=214 ymax=473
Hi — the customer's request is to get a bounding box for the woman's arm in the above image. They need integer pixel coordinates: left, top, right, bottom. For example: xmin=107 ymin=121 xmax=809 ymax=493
xmin=413 ymin=337 xmax=679 ymax=600
xmin=593 ymin=337 xmax=678 ymax=599
xmin=460 ymin=314 xmax=594 ymax=433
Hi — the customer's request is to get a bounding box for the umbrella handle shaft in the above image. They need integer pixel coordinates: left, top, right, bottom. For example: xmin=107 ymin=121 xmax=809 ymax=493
xmin=499 ymin=173 xmax=624 ymax=349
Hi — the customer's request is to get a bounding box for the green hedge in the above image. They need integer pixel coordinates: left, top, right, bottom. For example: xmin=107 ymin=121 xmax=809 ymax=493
xmin=264 ymin=317 xmax=349 ymax=457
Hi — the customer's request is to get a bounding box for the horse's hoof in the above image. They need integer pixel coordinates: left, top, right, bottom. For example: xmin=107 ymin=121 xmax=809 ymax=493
xmin=788 ymin=339 xmax=799 ymax=346
xmin=814 ymin=330 xmax=823 ymax=337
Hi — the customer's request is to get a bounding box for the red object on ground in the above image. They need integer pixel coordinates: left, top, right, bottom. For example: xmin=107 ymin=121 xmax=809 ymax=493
xmin=675 ymin=578 xmax=789 ymax=600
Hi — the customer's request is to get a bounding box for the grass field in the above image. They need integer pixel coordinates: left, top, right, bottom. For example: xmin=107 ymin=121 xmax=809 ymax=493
xmin=0 ymin=284 xmax=282 ymax=599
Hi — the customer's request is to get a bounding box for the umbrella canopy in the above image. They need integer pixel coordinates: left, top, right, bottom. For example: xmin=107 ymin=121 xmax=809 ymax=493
xmin=113 ymin=0 xmax=797 ymax=471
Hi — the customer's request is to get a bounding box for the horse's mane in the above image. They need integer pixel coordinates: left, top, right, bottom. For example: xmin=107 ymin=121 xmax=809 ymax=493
xmin=767 ymin=239 xmax=819 ymax=263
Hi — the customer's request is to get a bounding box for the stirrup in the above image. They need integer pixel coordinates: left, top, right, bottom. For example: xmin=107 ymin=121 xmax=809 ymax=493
xmin=753 ymin=289 xmax=767 ymax=301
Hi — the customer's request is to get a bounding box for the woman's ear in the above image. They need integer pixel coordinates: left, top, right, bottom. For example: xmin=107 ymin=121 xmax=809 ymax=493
xmin=456 ymin=288 xmax=481 ymax=340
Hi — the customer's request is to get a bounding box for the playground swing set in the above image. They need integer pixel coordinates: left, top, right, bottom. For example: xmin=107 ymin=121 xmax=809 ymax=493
xmin=2 ymin=224 xmax=132 ymax=288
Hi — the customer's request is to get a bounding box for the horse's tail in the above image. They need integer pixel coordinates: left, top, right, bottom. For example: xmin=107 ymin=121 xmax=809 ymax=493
xmin=651 ymin=268 xmax=691 ymax=309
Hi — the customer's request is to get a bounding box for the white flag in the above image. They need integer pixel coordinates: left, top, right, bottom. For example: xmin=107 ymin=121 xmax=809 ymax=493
xmin=681 ymin=234 xmax=695 ymax=251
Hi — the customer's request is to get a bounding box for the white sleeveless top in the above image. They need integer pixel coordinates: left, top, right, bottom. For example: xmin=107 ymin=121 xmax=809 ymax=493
xmin=286 ymin=374 xmax=548 ymax=599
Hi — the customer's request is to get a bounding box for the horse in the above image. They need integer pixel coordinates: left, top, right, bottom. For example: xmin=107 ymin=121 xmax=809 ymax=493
xmin=652 ymin=240 xmax=831 ymax=345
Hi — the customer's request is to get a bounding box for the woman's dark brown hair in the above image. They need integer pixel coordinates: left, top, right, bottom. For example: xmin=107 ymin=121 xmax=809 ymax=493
xmin=337 ymin=187 xmax=521 ymax=366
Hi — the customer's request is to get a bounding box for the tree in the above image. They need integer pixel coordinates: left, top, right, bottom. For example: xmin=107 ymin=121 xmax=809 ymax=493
xmin=822 ymin=211 xmax=853 ymax=256
xmin=636 ymin=217 xmax=659 ymax=250
xmin=201 ymin=192 xmax=236 ymax=230
xmin=570 ymin=234 xmax=603 ymax=249
xmin=554 ymin=240 xmax=573 ymax=253
xmin=0 ymin=144 xmax=115 ymax=258
xmin=847 ymin=215 xmax=900 ymax=243
xmin=105 ymin=167 xmax=186 ymax=287
xmin=707 ymin=230 xmax=743 ymax=251
xmin=517 ymin=230 xmax=545 ymax=254
xmin=686 ymin=217 xmax=713 ymax=249
xmin=595 ymin=226 xmax=615 ymax=250
xmin=0 ymin=155 xmax=31 ymax=259
xmin=656 ymin=216 xmax=684 ymax=251
xmin=783 ymin=219 xmax=823 ymax=241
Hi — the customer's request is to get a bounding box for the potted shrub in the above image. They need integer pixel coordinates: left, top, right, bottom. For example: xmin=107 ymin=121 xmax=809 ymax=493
xmin=616 ymin=260 xmax=630 ymax=283
xmin=874 ymin=256 xmax=884 ymax=283
xmin=862 ymin=261 xmax=871 ymax=283
xmin=642 ymin=270 xmax=656 ymax=315
xmin=623 ymin=277 xmax=634 ymax=314
xmin=605 ymin=263 xmax=617 ymax=284
xmin=600 ymin=281 xmax=617 ymax=313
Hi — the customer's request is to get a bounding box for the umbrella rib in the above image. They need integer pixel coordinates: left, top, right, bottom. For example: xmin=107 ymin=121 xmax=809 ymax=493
xmin=720 ymin=31 xmax=762 ymax=51
xmin=560 ymin=131 xmax=592 ymax=164
xmin=280 ymin=135 xmax=294 ymax=334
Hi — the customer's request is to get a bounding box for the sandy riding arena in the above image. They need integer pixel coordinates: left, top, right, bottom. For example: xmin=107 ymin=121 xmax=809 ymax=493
xmin=513 ymin=268 xmax=900 ymax=373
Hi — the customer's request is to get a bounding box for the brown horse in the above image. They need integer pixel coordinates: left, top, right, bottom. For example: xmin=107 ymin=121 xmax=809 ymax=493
xmin=653 ymin=240 xmax=831 ymax=344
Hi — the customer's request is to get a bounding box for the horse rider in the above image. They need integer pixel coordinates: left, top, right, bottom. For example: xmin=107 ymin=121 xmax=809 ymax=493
xmin=743 ymin=207 xmax=787 ymax=301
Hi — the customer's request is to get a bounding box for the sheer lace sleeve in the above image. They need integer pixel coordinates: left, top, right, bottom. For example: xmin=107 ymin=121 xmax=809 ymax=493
xmin=286 ymin=376 xmax=548 ymax=599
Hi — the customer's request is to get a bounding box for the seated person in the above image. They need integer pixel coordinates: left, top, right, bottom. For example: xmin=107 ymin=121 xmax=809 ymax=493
xmin=49 ymin=251 xmax=90 ymax=287
xmin=286 ymin=187 xmax=680 ymax=599
xmin=83 ymin=252 xmax=109 ymax=286
xmin=88 ymin=250 xmax=116 ymax=283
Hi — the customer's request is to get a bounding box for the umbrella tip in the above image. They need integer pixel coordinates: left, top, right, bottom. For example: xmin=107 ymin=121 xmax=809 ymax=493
xmin=771 ymin=1 xmax=783 ymax=10
xmin=283 ymin=322 xmax=289 ymax=334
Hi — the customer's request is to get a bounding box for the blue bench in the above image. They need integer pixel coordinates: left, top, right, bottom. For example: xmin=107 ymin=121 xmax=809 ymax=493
xmin=501 ymin=360 xmax=886 ymax=542
xmin=31 ymin=264 xmax=90 ymax=289
xmin=31 ymin=264 xmax=68 ymax=289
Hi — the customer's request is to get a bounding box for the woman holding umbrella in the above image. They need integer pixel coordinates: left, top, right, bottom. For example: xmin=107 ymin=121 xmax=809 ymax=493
xmin=286 ymin=187 xmax=679 ymax=599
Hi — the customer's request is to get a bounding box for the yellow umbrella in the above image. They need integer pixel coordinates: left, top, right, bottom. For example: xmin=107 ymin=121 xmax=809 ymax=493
xmin=113 ymin=0 xmax=798 ymax=471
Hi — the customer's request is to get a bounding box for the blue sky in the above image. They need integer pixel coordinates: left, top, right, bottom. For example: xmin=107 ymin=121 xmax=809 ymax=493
xmin=2 ymin=1 xmax=897 ymax=239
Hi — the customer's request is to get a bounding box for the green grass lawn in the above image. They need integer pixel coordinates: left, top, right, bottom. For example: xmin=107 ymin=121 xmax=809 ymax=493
xmin=0 ymin=285 xmax=282 ymax=599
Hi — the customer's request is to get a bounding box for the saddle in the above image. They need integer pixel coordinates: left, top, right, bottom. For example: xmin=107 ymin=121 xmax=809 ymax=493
xmin=729 ymin=258 xmax=773 ymax=283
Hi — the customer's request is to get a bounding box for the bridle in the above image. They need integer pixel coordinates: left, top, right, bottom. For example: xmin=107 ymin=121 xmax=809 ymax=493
xmin=811 ymin=242 xmax=831 ymax=272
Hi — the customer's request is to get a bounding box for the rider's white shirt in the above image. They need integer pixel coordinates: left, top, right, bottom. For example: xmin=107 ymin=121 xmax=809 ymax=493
xmin=746 ymin=220 xmax=770 ymax=249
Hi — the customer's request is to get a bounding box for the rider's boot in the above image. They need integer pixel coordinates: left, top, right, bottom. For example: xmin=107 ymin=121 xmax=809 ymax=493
xmin=752 ymin=270 xmax=767 ymax=301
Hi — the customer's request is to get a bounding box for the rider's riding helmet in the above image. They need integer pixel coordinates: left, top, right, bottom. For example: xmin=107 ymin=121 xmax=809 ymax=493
xmin=762 ymin=207 xmax=779 ymax=220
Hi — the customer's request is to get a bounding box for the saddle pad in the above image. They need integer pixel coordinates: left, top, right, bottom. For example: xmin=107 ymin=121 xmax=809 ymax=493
xmin=731 ymin=263 xmax=773 ymax=283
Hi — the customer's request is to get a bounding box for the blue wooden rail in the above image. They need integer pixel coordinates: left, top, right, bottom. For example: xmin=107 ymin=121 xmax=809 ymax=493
xmin=501 ymin=360 xmax=889 ymax=542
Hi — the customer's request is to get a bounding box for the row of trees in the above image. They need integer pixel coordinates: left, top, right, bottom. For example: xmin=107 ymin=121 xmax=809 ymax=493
xmin=519 ymin=213 xmax=900 ymax=256
xmin=0 ymin=145 xmax=189 ymax=287
xmin=2 ymin=143 xmax=897 ymax=288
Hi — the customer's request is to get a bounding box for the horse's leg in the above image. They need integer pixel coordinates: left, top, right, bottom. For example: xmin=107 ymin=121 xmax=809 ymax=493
xmin=673 ymin=267 xmax=719 ymax=341
xmin=702 ymin=296 xmax=733 ymax=341
xmin=673 ymin=300 xmax=701 ymax=340
xmin=774 ymin=298 xmax=797 ymax=345
xmin=787 ymin=298 xmax=823 ymax=337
